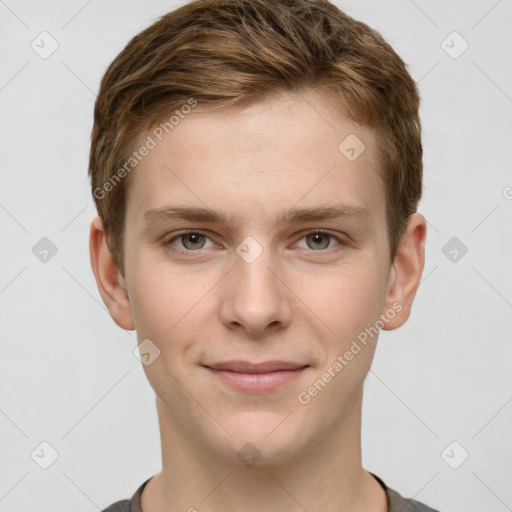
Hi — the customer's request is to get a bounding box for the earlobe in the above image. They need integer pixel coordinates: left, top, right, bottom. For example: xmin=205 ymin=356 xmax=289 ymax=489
xmin=382 ymin=213 xmax=427 ymax=331
xmin=89 ymin=216 xmax=135 ymax=331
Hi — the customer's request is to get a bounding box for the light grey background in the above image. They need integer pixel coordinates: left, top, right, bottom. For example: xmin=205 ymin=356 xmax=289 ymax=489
xmin=1 ymin=1 xmax=511 ymax=511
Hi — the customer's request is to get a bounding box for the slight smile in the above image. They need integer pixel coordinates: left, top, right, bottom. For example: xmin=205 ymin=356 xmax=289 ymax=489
xmin=202 ymin=360 xmax=310 ymax=393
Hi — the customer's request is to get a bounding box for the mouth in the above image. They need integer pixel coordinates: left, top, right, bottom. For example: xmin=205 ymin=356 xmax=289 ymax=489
xmin=202 ymin=360 xmax=309 ymax=393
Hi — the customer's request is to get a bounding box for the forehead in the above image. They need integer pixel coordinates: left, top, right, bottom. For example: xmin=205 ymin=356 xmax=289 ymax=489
xmin=125 ymin=89 xmax=385 ymax=229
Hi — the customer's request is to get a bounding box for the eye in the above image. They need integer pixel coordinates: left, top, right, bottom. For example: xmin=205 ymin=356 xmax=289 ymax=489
xmin=162 ymin=229 xmax=345 ymax=257
xmin=296 ymin=230 xmax=343 ymax=251
xmin=163 ymin=231 xmax=215 ymax=255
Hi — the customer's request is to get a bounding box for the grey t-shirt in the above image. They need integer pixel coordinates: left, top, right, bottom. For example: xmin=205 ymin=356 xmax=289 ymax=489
xmin=102 ymin=473 xmax=440 ymax=511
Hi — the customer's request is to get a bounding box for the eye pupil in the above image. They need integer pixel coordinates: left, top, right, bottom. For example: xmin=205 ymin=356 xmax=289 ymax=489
xmin=183 ymin=233 xmax=204 ymax=249
xmin=171 ymin=231 xmax=337 ymax=254
xmin=307 ymin=232 xmax=330 ymax=250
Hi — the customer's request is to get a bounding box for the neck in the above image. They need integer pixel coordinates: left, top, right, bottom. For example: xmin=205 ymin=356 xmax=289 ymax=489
xmin=142 ymin=389 xmax=387 ymax=512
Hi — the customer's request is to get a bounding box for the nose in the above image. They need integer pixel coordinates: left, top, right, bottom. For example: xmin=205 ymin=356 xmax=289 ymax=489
xmin=217 ymin=239 xmax=292 ymax=338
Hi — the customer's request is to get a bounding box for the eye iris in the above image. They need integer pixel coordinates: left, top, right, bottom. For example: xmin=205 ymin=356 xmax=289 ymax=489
xmin=307 ymin=233 xmax=330 ymax=250
xmin=178 ymin=233 xmax=332 ymax=251
xmin=182 ymin=233 xmax=204 ymax=250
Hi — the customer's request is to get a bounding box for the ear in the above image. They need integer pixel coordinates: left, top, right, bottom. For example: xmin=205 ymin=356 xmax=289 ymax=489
xmin=89 ymin=216 xmax=135 ymax=330
xmin=382 ymin=213 xmax=427 ymax=330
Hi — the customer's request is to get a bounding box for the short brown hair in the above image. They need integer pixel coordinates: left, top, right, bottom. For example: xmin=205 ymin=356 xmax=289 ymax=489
xmin=89 ymin=0 xmax=422 ymax=276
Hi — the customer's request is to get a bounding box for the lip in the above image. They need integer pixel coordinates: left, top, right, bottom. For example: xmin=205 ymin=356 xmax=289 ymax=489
xmin=203 ymin=360 xmax=309 ymax=393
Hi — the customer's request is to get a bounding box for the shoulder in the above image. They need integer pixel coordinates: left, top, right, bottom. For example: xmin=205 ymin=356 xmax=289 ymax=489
xmin=101 ymin=499 xmax=131 ymax=512
xmin=100 ymin=477 xmax=152 ymax=512
xmin=386 ymin=485 xmax=440 ymax=511
xmin=386 ymin=486 xmax=440 ymax=512
xmin=371 ymin=473 xmax=440 ymax=512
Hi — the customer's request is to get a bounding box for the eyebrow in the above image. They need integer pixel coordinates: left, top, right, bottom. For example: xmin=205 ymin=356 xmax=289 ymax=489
xmin=142 ymin=204 xmax=370 ymax=227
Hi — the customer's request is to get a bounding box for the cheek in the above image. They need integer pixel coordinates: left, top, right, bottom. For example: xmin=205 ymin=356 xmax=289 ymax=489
xmin=301 ymin=261 xmax=386 ymax=342
xmin=128 ymin=262 xmax=208 ymax=398
xmin=295 ymin=266 xmax=386 ymax=418
xmin=127 ymin=256 xmax=219 ymax=383
xmin=128 ymin=254 xmax=207 ymax=337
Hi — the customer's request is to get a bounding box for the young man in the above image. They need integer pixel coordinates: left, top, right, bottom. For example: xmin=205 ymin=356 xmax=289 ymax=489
xmin=88 ymin=0 xmax=437 ymax=510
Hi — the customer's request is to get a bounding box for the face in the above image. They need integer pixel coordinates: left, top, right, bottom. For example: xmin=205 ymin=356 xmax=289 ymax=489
xmin=102 ymin=89 xmax=412 ymax=465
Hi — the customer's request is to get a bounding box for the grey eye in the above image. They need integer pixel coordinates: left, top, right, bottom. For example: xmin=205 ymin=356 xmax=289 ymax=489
xmin=305 ymin=232 xmax=333 ymax=250
xmin=180 ymin=233 xmax=207 ymax=250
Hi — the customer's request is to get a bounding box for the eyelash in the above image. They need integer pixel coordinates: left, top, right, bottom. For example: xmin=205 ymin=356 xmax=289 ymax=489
xmin=162 ymin=229 xmax=345 ymax=257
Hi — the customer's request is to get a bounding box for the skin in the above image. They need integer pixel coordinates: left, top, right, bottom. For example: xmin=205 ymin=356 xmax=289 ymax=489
xmin=90 ymin=88 xmax=426 ymax=512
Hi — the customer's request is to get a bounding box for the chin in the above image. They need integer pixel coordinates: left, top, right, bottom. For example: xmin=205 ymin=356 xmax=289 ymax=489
xmin=212 ymin=411 xmax=308 ymax=468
